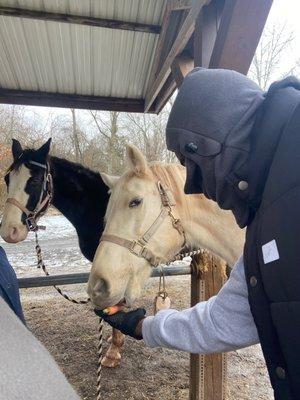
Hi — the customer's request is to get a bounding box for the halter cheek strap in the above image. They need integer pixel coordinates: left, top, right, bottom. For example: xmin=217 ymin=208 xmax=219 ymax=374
xmin=6 ymin=161 xmax=53 ymax=232
xmin=100 ymin=182 xmax=186 ymax=268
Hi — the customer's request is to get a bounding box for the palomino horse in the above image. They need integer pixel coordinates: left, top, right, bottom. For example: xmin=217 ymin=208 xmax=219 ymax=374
xmin=0 ymin=138 xmax=123 ymax=367
xmin=88 ymin=144 xmax=245 ymax=311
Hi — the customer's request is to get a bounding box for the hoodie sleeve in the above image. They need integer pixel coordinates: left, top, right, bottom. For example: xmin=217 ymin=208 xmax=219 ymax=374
xmin=142 ymin=256 xmax=259 ymax=353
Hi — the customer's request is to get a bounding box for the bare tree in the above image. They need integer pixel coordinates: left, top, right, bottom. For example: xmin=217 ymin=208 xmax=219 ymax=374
xmin=249 ymin=23 xmax=297 ymax=90
xmin=126 ymin=100 xmax=177 ymax=164
xmin=70 ymin=108 xmax=82 ymax=163
xmin=89 ymin=110 xmax=125 ymax=174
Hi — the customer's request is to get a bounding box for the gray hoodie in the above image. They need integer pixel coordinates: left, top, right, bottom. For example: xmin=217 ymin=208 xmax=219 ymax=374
xmin=166 ymin=68 xmax=265 ymax=227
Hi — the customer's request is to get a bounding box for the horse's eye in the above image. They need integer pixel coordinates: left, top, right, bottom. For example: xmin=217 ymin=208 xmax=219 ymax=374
xmin=129 ymin=198 xmax=143 ymax=208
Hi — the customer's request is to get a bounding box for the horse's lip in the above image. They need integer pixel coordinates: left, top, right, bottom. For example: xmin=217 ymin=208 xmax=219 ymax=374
xmin=93 ymin=299 xmax=127 ymax=312
xmin=117 ymin=299 xmax=127 ymax=307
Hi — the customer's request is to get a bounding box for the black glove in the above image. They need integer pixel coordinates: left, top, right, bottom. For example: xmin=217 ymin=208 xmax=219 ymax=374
xmin=94 ymin=308 xmax=146 ymax=340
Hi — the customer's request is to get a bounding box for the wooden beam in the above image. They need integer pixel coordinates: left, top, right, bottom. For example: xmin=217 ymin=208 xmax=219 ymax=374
xmin=209 ymin=0 xmax=273 ymax=74
xmin=0 ymin=6 xmax=161 ymax=34
xmin=190 ymin=251 xmax=227 ymax=400
xmin=194 ymin=0 xmax=224 ymax=67
xmin=171 ymin=53 xmax=194 ymax=87
xmin=147 ymin=1 xmax=179 ymax=92
xmin=0 ymin=88 xmax=146 ymax=113
xmin=171 ymin=0 xmax=193 ymax=11
xmin=153 ymin=75 xmax=177 ymax=114
xmin=145 ymin=0 xmax=207 ymax=112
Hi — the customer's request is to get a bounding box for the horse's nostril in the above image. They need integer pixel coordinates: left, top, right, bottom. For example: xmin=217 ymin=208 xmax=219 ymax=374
xmin=94 ymin=279 xmax=109 ymax=298
xmin=10 ymin=227 xmax=19 ymax=239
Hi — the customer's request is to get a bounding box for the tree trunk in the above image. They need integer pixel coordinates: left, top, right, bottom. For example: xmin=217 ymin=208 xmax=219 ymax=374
xmin=71 ymin=108 xmax=81 ymax=163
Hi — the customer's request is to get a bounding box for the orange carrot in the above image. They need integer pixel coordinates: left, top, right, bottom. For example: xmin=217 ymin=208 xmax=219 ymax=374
xmin=103 ymin=305 xmax=123 ymax=315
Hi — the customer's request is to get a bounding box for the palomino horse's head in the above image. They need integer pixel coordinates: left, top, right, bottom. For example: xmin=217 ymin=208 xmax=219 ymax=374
xmin=0 ymin=138 xmax=52 ymax=243
xmin=88 ymin=145 xmax=186 ymax=310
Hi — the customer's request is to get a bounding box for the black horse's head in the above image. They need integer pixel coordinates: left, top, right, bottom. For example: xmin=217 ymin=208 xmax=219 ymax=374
xmin=0 ymin=138 xmax=52 ymax=243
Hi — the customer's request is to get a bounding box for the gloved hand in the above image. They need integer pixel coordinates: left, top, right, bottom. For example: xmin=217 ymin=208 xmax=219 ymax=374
xmin=94 ymin=308 xmax=146 ymax=340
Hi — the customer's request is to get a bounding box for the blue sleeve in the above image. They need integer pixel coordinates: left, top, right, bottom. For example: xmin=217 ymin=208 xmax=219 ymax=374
xmin=0 ymin=247 xmax=25 ymax=324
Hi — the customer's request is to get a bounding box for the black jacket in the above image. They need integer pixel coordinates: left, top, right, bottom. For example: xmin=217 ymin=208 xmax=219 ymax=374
xmin=166 ymin=68 xmax=300 ymax=399
xmin=244 ymin=80 xmax=300 ymax=399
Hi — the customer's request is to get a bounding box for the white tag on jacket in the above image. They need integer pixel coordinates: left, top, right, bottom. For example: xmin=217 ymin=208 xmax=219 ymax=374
xmin=262 ymin=239 xmax=279 ymax=264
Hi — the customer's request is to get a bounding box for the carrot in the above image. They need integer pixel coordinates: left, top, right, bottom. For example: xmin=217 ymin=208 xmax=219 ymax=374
xmin=102 ymin=305 xmax=123 ymax=315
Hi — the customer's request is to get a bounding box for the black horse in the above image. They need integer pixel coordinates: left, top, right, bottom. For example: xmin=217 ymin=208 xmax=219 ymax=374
xmin=1 ymin=138 xmax=109 ymax=260
xmin=0 ymin=138 xmax=124 ymax=368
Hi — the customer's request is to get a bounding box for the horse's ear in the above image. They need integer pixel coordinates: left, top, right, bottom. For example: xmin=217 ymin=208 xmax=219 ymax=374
xmin=126 ymin=144 xmax=149 ymax=176
xmin=100 ymin=172 xmax=119 ymax=189
xmin=12 ymin=139 xmax=23 ymax=160
xmin=35 ymin=138 xmax=52 ymax=161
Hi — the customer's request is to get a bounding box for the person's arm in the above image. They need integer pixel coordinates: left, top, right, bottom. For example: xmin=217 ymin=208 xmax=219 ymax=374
xmin=0 ymin=298 xmax=79 ymax=400
xmin=142 ymin=256 xmax=259 ymax=353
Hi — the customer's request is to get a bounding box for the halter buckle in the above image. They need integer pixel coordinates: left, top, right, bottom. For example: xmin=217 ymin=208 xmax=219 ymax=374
xmin=129 ymin=240 xmax=146 ymax=257
xmin=26 ymin=215 xmax=38 ymax=232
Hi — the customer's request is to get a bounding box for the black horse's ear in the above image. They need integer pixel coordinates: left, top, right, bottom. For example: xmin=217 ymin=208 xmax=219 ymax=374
xmin=35 ymin=138 xmax=52 ymax=161
xmin=12 ymin=139 xmax=23 ymax=160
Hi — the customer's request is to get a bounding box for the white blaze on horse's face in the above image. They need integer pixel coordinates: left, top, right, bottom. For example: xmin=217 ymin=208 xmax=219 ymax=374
xmin=88 ymin=145 xmax=184 ymax=310
xmin=0 ymin=165 xmax=31 ymax=243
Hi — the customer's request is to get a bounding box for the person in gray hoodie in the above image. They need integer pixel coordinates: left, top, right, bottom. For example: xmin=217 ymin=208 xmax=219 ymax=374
xmin=97 ymin=68 xmax=300 ymax=400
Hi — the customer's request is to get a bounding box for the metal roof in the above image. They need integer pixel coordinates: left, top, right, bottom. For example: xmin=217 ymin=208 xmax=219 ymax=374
xmin=0 ymin=0 xmax=272 ymax=113
xmin=0 ymin=0 xmax=166 ymax=99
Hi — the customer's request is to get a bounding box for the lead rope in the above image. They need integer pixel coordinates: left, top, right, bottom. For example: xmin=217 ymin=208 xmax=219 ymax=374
xmin=34 ymin=231 xmax=103 ymax=399
xmin=96 ymin=319 xmax=103 ymax=400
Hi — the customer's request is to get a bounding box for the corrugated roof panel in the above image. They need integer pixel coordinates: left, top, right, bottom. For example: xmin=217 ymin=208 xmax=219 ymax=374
xmin=0 ymin=0 xmax=168 ymax=102
xmin=1 ymin=0 xmax=167 ymax=24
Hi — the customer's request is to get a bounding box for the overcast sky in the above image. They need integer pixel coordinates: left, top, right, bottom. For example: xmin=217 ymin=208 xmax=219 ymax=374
xmin=263 ymin=0 xmax=300 ymax=75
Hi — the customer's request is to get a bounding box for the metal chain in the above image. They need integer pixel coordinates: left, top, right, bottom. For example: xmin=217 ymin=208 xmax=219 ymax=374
xmin=172 ymin=248 xmax=203 ymax=262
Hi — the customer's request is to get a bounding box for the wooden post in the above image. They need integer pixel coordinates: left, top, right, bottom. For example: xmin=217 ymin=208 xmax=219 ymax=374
xmin=189 ymin=250 xmax=227 ymax=400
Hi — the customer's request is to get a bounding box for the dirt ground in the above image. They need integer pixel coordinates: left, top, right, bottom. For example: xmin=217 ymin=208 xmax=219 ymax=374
xmin=21 ymin=276 xmax=273 ymax=400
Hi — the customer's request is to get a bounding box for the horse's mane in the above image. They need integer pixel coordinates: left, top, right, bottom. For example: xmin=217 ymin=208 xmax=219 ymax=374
xmin=149 ymin=162 xmax=197 ymax=208
xmin=50 ymin=156 xmax=104 ymax=192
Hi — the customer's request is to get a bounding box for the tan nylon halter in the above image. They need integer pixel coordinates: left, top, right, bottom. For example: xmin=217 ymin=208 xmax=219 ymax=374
xmin=100 ymin=182 xmax=186 ymax=267
xmin=6 ymin=160 xmax=53 ymax=232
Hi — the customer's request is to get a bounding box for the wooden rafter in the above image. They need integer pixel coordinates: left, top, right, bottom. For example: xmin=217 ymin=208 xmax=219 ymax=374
xmin=0 ymin=89 xmax=146 ymax=113
xmin=194 ymin=0 xmax=224 ymax=67
xmin=144 ymin=0 xmax=207 ymax=112
xmin=171 ymin=0 xmax=193 ymax=11
xmin=153 ymin=75 xmax=177 ymax=114
xmin=209 ymin=0 xmax=273 ymax=74
xmin=0 ymin=6 xmax=161 ymax=34
xmin=171 ymin=53 xmax=194 ymax=87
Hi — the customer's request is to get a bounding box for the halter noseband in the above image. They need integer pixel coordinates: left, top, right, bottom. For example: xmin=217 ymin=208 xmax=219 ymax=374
xmin=100 ymin=182 xmax=186 ymax=268
xmin=6 ymin=160 xmax=53 ymax=232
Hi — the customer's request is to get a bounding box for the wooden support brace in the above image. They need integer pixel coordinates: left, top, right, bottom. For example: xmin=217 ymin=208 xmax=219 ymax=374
xmin=190 ymin=250 xmax=227 ymax=400
xmin=194 ymin=0 xmax=224 ymax=68
xmin=171 ymin=53 xmax=194 ymax=87
xmin=209 ymin=0 xmax=273 ymax=74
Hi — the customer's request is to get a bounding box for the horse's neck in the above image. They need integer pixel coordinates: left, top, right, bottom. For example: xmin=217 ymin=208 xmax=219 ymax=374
xmin=155 ymin=164 xmax=245 ymax=266
xmin=49 ymin=156 xmax=109 ymax=261
xmin=179 ymin=195 xmax=244 ymax=266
